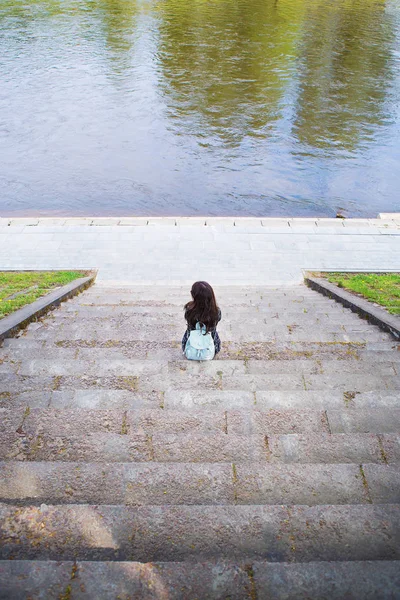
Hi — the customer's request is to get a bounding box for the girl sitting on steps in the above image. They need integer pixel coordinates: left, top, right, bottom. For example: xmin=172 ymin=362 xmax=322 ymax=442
xmin=182 ymin=281 xmax=221 ymax=359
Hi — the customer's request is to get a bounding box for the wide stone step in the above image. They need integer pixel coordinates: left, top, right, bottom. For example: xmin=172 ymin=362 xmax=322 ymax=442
xmin=1 ymin=431 xmax=398 ymax=464
xmin=1 ymin=503 xmax=399 ymax=562
xmin=4 ymin=406 xmax=400 ymax=437
xmin=76 ymin=288 xmax=326 ymax=300
xmin=1 ymin=559 xmax=399 ymax=600
xmin=67 ymin=295 xmax=339 ymax=308
xmin=88 ymin=286 xmax=336 ymax=294
xmin=2 ymin=372 xmax=399 ymax=396
xmin=0 ymin=388 xmax=163 ymax=410
xmin=65 ymin=294 xmax=358 ymax=308
xmin=2 ymin=356 xmax=397 ymax=378
xmin=1 ymin=462 xmax=398 ymax=506
xmin=56 ymin=309 xmax=371 ymax=327
xmin=2 ymin=338 xmax=399 ymax=364
xmin=2 ymin=388 xmax=399 ymax=413
xmin=4 ymin=337 xmax=398 ymax=351
xmin=0 ymin=405 xmax=331 ymax=439
xmin=0 ymin=389 xmax=399 ymax=412
xmin=58 ymin=304 xmax=354 ymax=317
xmin=20 ymin=316 xmax=389 ymax=340
xmin=45 ymin=318 xmax=380 ymax=339
xmin=140 ymin=372 xmax=400 ymax=392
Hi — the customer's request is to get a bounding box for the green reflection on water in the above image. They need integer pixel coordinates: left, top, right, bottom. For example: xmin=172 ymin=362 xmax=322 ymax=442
xmin=1 ymin=0 xmax=395 ymax=152
xmin=293 ymin=0 xmax=395 ymax=153
xmin=0 ymin=0 xmax=398 ymax=215
xmin=155 ymin=0 xmax=395 ymax=151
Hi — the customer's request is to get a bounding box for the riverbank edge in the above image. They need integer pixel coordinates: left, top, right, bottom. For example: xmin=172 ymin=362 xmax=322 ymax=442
xmin=0 ymin=273 xmax=96 ymax=342
xmin=1 ymin=215 xmax=400 ymax=228
xmin=305 ymin=274 xmax=400 ymax=341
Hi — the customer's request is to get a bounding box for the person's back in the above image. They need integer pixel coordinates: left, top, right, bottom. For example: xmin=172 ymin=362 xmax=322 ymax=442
xmin=182 ymin=281 xmax=221 ymax=359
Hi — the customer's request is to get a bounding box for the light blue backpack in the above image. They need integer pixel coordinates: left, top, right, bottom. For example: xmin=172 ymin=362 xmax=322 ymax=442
xmin=184 ymin=322 xmax=215 ymax=361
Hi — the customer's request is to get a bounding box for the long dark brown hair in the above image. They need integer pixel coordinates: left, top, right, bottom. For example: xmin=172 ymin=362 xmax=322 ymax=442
xmin=184 ymin=281 xmax=219 ymax=332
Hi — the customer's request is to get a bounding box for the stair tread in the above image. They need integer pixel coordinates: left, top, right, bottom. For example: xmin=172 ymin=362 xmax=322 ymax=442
xmin=1 ymin=431 xmax=398 ymax=464
xmin=1 ymin=503 xmax=399 ymax=562
xmin=1 ymin=559 xmax=399 ymax=600
xmin=1 ymin=462 xmax=398 ymax=506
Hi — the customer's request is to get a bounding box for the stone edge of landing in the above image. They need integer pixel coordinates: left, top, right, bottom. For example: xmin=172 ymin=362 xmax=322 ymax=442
xmin=1 ymin=215 xmax=400 ymax=230
xmin=0 ymin=274 xmax=96 ymax=343
xmin=305 ymin=275 xmax=400 ymax=341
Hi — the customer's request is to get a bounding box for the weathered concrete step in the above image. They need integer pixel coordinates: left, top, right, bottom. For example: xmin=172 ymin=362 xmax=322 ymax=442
xmin=1 ymin=559 xmax=399 ymax=600
xmin=0 ymin=389 xmax=163 ymax=410
xmin=67 ymin=295 xmax=339 ymax=308
xmin=58 ymin=304 xmax=353 ymax=317
xmin=141 ymin=372 xmax=400 ymax=392
xmin=2 ymin=388 xmax=399 ymax=412
xmin=22 ymin=327 xmax=390 ymax=344
xmin=67 ymin=293 xmax=356 ymax=311
xmin=76 ymin=295 xmax=338 ymax=308
xmin=78 ymin=288 xmax=324 ymax=300
xmin=163 ymin=390 xmax=400 ymax=411
xmin=5 ymin=359 xmax=168 ymax=377
xmin=82 ymin=282 xmax=315 ymax=297
xmin=1 ymin=462 xmax=397 ymax=506
xmin=1 ymin=430 xmax=398 ymax=464
xmin=4 ymin=337 xmax=398 ymax=352
xmin=7 ymin=406 xmax=400 ymax=437
xmin=45 ymin=317 xmax=378 ymax=338
xmin=228 ymin=331 xmax=391 ymax=344
xmin=0 ymin=406 xmax=331 ymax=437
xmin=269 ymin=433 xmax=399 ymax=465
xmin=2 ymin=357 xmax=397 ymax=378
xmin=56 ymin=308 xmax=368 ymax=326
xmin=1 ymin=503 xmax=399 ymax=561
xmin=3 ymin=338 xmax=399 ymax=364
xmin=20 ymin=315 xmax=388 ymax=336
xmin=2 ymin=372 xmax=399 ymax=395
xmin=327 ymin=410 xmax=400 ymax=433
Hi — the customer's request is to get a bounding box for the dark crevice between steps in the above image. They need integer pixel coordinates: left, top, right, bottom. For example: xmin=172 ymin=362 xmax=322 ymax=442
xmin=146 ymin=435 xmax=155 ymax=461
xmin=232 ymin=463 xmax=238 ymax=504
xmin=377 ymin=436 xmax=389 ymax=464
xmin=359 ymin=465 xmax=373 ymax=504
xmin=244 ymin=564 xmax=258 ymax=600
xmin=59 ymin=561 xmax=78 ymax=600
xmin=324 ymin=410 xmax=332 ymax=434
xmin=264 ymin=436 xmax=271 ymax=462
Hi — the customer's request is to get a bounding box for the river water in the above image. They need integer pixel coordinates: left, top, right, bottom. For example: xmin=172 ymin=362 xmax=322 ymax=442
xmin=1 ymin=0 xmax=399 ymax=217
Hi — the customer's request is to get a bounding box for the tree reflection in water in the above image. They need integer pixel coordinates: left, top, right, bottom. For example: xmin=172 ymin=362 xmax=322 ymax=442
xmin=0 ymin=0 xmax=399 ymax=215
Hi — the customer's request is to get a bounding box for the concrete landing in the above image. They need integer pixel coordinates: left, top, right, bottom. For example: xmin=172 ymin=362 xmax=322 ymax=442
xmin=0 ymin=217 xmax=399 ymax=284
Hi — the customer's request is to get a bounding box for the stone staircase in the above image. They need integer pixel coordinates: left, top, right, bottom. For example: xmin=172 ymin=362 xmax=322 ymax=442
xmin=0 ymin=284 xmax=399 ymax=599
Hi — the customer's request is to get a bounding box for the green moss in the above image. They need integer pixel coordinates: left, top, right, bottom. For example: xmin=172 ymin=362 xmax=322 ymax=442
xmin=343 ymin=391 xmax=359 ymax=407
xmin=359 ymin=465 xmax=372 ymax=503
xmin=121 ymin=411 xmax=129 ymax=435
xmin=52 ymin=376 xmax=62 ymax=391
xmin=232 ymin=463 xmax=238 ymax=503
xmin=264 ymin=435 xmax=271 ymax=461
xmin=119 ymin=376 xmax=138 ymax=391
xmin=59 ymin=584 xmax=72 ymax=600
xmin=377 ymin=436 xmax=389 ymax=465
xmin=244 ymin=565 xmax=257 ymax=600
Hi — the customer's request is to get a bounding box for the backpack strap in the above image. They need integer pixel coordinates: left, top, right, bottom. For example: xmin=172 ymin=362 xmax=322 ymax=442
xmin=195 ymin=322 xmax=207 ymax=335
